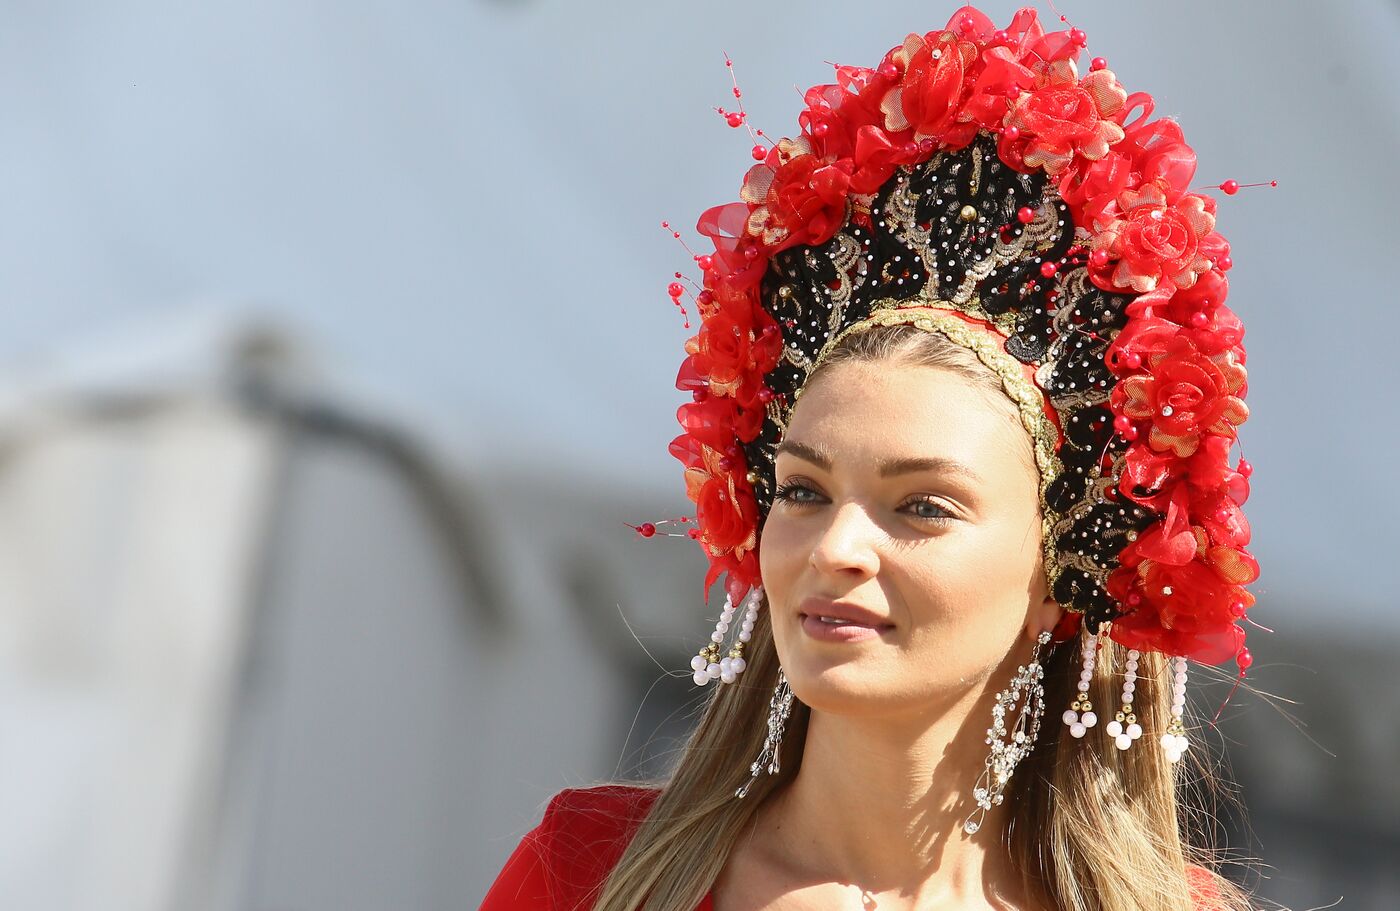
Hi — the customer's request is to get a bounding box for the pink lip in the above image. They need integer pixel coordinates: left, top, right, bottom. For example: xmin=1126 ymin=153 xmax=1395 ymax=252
xmin=798 ymin=597 xmax=894 ymax=644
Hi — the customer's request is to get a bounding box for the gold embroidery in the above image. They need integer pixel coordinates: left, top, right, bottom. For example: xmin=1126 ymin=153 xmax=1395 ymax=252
xmin=791 ymin=304 xmax=1066 ymax=592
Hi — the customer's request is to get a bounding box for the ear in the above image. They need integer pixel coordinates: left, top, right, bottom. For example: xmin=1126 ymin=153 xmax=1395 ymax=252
xmin=1025 ymin=592 xmax=1063 ymax=645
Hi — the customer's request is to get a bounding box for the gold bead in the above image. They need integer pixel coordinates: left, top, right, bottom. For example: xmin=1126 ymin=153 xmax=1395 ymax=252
xmin=959 ymin=205 xmax=978 ymax=223
xmin=746 ymin=470 xmax=758 ymax=483
xmin=778 ymin=285 xmax=794 ymax=299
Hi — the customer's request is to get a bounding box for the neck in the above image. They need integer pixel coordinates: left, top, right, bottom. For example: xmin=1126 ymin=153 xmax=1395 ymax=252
xmin=751 ymin=683 xmax=1031 ymax=907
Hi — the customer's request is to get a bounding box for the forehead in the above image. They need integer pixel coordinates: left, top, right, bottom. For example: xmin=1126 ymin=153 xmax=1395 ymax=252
xmin=780 ymin=361 xmax=1031 ymax=478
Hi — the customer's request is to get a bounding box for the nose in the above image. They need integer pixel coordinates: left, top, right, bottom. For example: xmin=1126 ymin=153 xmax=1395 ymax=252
xmin=809 ymin=500 xmax=881 ymax=579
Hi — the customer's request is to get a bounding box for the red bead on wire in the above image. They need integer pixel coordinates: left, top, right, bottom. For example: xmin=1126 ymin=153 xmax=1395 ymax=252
xmin=715 ymin=52 xmax=771 ymax=153
xmin=1200 ymin=178 xmax=1280 ymax=195
xmin=626 ymin=515 xmax=696 ymax=539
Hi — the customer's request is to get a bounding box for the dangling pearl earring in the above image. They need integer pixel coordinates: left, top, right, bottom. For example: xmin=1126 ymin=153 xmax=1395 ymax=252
xmin=1063 ymin=622 xmax=1105 ymax=738
xmin=1161 ymin=655 xmax=1190 ymax=762
xmin=690 ymin=585 xmax=762 ymax=685
xmin=1106 ymin=647 xmax=1144 ymax=750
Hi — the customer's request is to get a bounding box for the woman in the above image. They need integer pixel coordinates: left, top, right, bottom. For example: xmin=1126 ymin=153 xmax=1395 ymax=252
xmin=484 ymin=6 xmax=1262 ymax=910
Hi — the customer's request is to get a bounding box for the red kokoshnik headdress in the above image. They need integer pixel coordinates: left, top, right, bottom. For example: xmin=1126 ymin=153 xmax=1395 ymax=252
xmin=653 ymin=5 xmax=1264 ymax=677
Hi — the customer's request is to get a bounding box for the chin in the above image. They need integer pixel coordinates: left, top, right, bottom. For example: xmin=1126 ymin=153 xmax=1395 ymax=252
xmin=781 ymin=649 xmax=894 ymax=714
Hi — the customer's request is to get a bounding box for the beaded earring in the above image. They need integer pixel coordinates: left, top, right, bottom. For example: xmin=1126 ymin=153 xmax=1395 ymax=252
xmin=964 ymin=630 xmax=1053 ymax=835
xmin=689 ymin=585 xmax=762 ymax=686
xmin=1062 ymin=622 xmax=1106 ymax=738
xmin=735 ymin=667 xmax=795 ymax=799
xmin=1161 ymin=655 xmax=1190 ymax=762
xmin=1105 ymin=647 xmax=1144 ymax=750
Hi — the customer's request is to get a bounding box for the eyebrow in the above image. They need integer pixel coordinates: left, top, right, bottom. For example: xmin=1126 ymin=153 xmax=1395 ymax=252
xmin=775 ymin=439 xmax=984 ymax=483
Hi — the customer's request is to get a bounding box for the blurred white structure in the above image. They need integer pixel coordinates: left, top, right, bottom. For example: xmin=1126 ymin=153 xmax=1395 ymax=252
xmin=0 ymin=316 xmax=703 ymax=910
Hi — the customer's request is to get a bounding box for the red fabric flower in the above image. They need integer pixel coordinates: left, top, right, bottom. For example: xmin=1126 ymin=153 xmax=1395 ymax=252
xmin=1114 ymin=111 xmax=1198 ymax=205
xmin=1113 ymin=332 xmax=1248 ymax=458
xmin=710 ymin=546 xmax=761 ymax=606
xmin=684 ymin=284 xmax=781 ymax=402
xmin=800 ymin=64 xmax=901 ymax=163
xmin=881 ymin=32 xmax=978 ymax=145
xmin=1001 ymin=61 xmax=1127 ymax=174
xmin=680 ymin=440 xmax=758 ymax=560
xmin=741 ymin=138 xmax=853 ymax=252
xmin=1108 ymin=559 xmax=1248 ymax=664
xmin=1108 ymin=526 xmax=1257 ymax=663
xmin=1092 ymin=182 xmax=1218 ymax=293
xmin=671 ymin=400 xmax=735 ymax=461
xmin=1118 ymin=433 xmax=1250 ymax=514
xmin=1191 ymin=484 xmax=1252 ymax=550
xmin=687 ymin=312 xmax=751 ymax=396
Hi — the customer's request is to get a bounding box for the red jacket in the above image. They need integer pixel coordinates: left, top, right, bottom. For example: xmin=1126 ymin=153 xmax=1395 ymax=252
xmin=480 ymin=785 xmax=1224 ymax=910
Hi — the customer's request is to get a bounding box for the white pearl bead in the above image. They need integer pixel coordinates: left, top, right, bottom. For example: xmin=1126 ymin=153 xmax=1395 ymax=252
xmin=1173 ymin=683 xmax=1186 ymax=696
xmin=711 ymin=631 xmax=725 ymax=643
xmin=1070 ymin=722 xmax=1087 ymax=738
xmin=1115 ymin=734 xmax=1132 ymax=750
xmin=706 ymin=662 xmax=722 ymax=679
xmin=1175 ymin=734 xmax=1189 ymax=751
xmin=1174 ymin=671 xmax=1188 ymax=684
xmin=1123 ymin=681 xmax=1135 ymax=693
xmin=1166 ymin=749 xmax=1182 ymax=763
xmin=1082 ymin=711 xmax=1098 ymax=727
xmin=690 ymin=656 xmax=707 ymax=672
xmin=1062 ymin=709 xmax=1079 ymax=725
xmin=738 ymin=630 xmax=752 ymax=642
xmin=693 ymin=670 xmax=710 ymax=686
xmin=741 ymin=620 xmax=755 ymax=633
xmin=716 ymin=621 xmax=730 ymax=634
xmin=1106 ymin=720 xmax=1123 ymax=737
xmin=731 ymin=656 xmax=746 ymax=673
xmin=1160 ymin=733 xmax=1176 ymax=749
xmin=720 ymin=670 xmax=737 ymax=684
xmin=720 ymin=657 xmax=733 ymax=673
xmin=1127 ymin=723 xmax=1142 ymax=740
xmin=1122 ymin=692 xmax=1134 ymax=703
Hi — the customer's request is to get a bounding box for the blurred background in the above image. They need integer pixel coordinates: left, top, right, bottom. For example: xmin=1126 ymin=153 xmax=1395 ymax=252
xmin=0 ymin=1 xmax=1394 ymax=909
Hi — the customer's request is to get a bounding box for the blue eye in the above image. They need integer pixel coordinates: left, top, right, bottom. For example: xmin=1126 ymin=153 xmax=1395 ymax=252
xmin=772 ymin=480 xmax=821 ymax=505
xmin=902 ymin=496 xmax=955 ymax=523
xmin=772 ymin=481 xmax=955 ymax=524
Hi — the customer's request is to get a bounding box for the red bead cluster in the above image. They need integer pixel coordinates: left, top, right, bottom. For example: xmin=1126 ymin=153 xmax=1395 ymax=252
xmin=666 ymin=5 xmax=1259 ymax=665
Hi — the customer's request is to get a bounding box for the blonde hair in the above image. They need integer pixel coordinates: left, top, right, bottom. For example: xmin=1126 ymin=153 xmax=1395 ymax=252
xmin=594 ymin=325 xmax=1256 ymax=911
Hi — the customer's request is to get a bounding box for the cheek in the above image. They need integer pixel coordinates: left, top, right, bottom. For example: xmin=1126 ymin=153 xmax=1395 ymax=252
xmin=757 ymin=514 xmax=804 ymax=604
xmin=898 ymin=522 xmax=1041 ymax=649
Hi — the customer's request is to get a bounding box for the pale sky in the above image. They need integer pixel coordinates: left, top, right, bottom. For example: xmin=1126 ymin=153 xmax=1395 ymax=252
xmin=0 ymin=0 xmax=1396 ymax=621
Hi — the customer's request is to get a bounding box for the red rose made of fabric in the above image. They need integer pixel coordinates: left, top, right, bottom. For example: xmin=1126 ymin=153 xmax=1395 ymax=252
xmin=1114 ymin=333 xmax=1247 ymax=458
xmin=1094 ymin=182 xmax=1220 ymax=293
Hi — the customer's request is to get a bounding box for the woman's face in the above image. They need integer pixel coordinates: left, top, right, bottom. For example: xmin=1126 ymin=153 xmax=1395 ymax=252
xmin=759 ymin=358 xmax=1061 ymax=718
